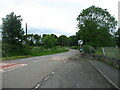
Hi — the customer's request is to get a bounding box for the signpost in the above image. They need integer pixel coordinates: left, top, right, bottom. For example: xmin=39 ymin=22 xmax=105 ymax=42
xmin=78 ymin=40 xmax=83 ymax=46
xmin=78 ymin=40 xmax=83 ymax=52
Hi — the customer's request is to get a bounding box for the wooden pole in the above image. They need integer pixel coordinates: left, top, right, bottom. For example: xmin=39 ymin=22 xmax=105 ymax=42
xmin=26 ymin=23 xmax=27 ymax=36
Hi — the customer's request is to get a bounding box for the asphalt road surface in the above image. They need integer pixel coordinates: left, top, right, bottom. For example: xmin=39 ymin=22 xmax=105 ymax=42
xmin=2 ymin=49 xmax=112 ymax=88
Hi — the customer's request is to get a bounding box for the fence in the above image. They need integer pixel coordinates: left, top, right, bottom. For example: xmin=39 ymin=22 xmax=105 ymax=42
xmin=102 ymin=47 xmax=120 ymax=60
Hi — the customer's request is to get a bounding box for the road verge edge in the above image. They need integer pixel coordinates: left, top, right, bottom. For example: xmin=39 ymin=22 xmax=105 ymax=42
xmin=89 ymin=61 xmax=119 ymax=89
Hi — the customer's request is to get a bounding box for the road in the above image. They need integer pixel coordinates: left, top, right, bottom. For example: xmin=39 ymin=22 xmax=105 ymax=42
xmin=2 ymin=49 xmax=112 ymax=88
xmin=2 ymin=49 xmax=77 ymax=88
xmin=40 ymin=56 xmax=112 ymax=88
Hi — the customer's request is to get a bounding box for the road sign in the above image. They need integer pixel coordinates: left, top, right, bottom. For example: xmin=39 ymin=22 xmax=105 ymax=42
xmin=78 ymin=40 xmax=83 ymax=45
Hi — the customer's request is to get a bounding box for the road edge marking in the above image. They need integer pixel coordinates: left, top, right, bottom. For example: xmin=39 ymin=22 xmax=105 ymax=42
xmin=89 ymin=61 xmax=119 ymax=89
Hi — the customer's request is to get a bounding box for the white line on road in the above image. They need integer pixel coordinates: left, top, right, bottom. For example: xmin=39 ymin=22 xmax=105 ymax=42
xmin=33 ymin=60 xmax=39 ymax=62
xmin=52 ymin=72 xmax=54 ymax=74
xmin=35 ymin=84 xmax=40 ymax=89
xmin=45 ymin=76 xmax=50 ymax=81
xmin=33 ymin=59 xmax=44 ymax=62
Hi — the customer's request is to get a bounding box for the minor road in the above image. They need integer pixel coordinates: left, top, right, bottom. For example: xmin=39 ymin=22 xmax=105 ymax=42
xmin=2 ymin=49 xmax=78 ymax=88
xmin=40 ymin=58 xmax=112 ymax=88
xmin=2 ymin=49 xmax=112 ymax=88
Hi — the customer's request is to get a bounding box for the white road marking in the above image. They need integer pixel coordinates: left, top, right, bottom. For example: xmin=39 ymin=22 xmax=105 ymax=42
xmin=89 ymin=61 xmax=119 ymax=89
xmin=33 ymin=59 xmax=44 ymax=62
xmin=35 ymin=84 xmax=40 ymax=89
xmin=33 ymin=60 xmax=39 ymax=62
xmin=52 ymin=72 xmax=54 ymax=74
xmin=45 ymin=76 xmax=50 ymax=81
xmin=0 ymin=70 xmax=3 ymax=72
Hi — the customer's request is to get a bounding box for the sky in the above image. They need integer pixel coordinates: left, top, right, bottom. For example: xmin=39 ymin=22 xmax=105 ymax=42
xmin=0 ymin=0 xmax=119 ymax=36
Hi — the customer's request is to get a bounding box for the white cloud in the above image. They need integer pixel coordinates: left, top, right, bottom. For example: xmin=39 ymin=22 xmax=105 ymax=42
xmin=0 ymin=0 xmax=119 ymax=36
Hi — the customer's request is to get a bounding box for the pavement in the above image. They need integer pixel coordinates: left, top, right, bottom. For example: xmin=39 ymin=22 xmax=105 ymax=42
xmin=89 ymin=60 xmax=120 ymax=89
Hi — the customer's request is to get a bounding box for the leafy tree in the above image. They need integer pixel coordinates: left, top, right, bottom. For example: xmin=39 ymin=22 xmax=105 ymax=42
xmin=51 ymin=34 xmax=58 ymax=46
xmin=68 ymin=35 xmax=78 ymax=46
xmin=43 ymin=35 xmax=57 ymax=48
xmin=115 ymin=28 xmax=120 ymax=47
xmin=1 ymin=12 xmax=24 ymax=46
xmin=58 ymin=35 xmax=68 ymax=47
xmin=76 ymin=6 xmax=117 ymax=47
xmin=42 ymin=34 xmax=47 ymax=38
xmin=1 ymin=12 xmax=26 ymax=56
xmin=23 ymin=34 xmax=33 ymax=46
xmin=23 ymin=34 xmax=41 ymax=46
xmin=33 ymin=34 xmax=41 ymax=46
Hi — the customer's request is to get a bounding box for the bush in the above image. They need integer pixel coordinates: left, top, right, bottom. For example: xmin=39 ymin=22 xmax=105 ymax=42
xmin=2 ymin=44 xmax=32 ymax=57
xmin=30 ymin=46 xmax=44 ymax=56
xmin=43 ymin=35 xmax=57 ymax=49
xmin=83 ymin=45 xmax=95 ymax=54
xmin=2 ymin=44 xmax=25 ymax=57
xmin=21 ymin=45 xmax=31 ymax=55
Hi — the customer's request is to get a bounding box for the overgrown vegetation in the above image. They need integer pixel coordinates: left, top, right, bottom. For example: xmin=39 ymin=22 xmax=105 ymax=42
xmin=93 ymin=47 xmax=103 ymax=55
xmin=1 ymin=5 xmax=119 ymax=60
xmin=82 ymin=45 xmax=95 ymax=54
xmin=0 ymin=12 xmax=71 ymax=60
xmin=30 ymin=46 xmax=69 ymax=56
xmin=2 ymin=46 xmax=69 ymax=60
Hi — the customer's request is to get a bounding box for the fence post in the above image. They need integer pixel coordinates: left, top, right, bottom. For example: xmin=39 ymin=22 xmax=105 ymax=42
xmin=102 ymin=47 xmax=105 ymax=56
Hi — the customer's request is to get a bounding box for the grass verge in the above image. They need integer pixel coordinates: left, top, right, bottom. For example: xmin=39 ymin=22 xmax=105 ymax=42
xmin=1 ymin=47 xmax=69 ymax=60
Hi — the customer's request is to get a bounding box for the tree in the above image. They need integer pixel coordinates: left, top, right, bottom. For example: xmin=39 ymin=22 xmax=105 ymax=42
xmin=51 ymin=34 xmax=58 ymax=46
xmin=1 ymin=12 xmax=24 ymax=46
xmin=33 ymin=34 xmax=41 ymax=46
xmin=58 ymin=35 xmax=68 ymax=47
xmin=115 ymin=28 xmax=120 ymax=47
xmin=76 ymin=6 xmax=117 ymax=47
xmin=68 ymin=35 xmax=78 ymax=46
xmin=42 ymin=34 xmax=47 ymax=38
xmin=43 ymin=35 xmax=57 ymax=48
xmin=24 ymin=34 xmax=34 ymax=46
xmin=1 ymin=12 xmax=25 ymax=56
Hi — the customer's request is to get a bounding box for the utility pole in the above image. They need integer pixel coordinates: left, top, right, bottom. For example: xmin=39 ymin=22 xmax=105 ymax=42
xmin=25 ymin=23 xmax=27 ymax=36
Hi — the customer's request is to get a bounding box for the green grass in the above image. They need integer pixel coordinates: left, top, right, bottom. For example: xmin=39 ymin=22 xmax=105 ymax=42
xmin=103 ymin=47 xmax=120 ymax=59
xmin=93 ymin=47 xmax=103 ymax=55
xmin=1 ymin=46 xmax=69 ymax=60
xmin=118 ymin=49 xmax=120 ymax=59
xmin=35 ymin=49 xmax=68 ymax=56
xmin=93 ymin=47 xmax=120 ymax=59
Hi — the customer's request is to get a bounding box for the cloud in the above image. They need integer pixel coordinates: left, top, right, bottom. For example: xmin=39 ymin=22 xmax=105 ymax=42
xmin=0 ymin=0 xmax=119 ymax=36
